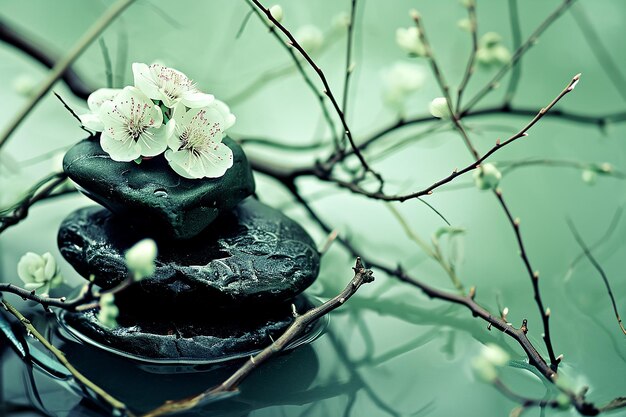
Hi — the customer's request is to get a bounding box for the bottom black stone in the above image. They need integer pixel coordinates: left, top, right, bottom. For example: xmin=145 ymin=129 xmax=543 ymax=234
xmin=60 ymin=295 xmax=322 ymax=363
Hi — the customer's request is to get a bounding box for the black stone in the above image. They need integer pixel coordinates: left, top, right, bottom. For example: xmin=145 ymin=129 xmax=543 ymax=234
xmin=58 ymin=198 xmax=320 ymax=307
xmin=61 ymin=295 xmax=319 ymax=361
xmin=63 ymin=137 xmax=255 ymax=240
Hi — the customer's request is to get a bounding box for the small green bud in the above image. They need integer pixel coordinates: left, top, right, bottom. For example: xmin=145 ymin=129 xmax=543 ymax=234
xmin=125 ymin=238 xmax=157 ymax=281
xmin=269 ymin=5 xmax=283 ymax=22
xmin=429 ymin=97 xmax=451 ymax=119
xmin=473 ymin=163 xmax=502 ymax=190
xmin=98 ymin=293 xmax=119 ymax=329
xmin=581 ymin=169 xmax=597 ymax=185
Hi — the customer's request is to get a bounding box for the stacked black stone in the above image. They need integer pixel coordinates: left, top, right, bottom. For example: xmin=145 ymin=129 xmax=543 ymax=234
xmin=57 ymin=137 xmax=320 ymax=361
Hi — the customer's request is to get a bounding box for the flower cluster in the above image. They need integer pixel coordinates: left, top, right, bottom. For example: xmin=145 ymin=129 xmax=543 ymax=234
xmin=80 ymin=63 xmax=236 ymax=179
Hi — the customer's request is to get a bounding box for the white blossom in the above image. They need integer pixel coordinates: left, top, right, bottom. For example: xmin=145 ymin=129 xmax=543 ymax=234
xmin=471 ymin=343 xmax=509 ymax=383
xmin=382 ymin=61 xmax=426 ymax=111
xmin=429 ymin=97 xmax=451 ymax=119
xmin=132 ymin=63 xmax=214 ymax=109
xmin=395 ymin=27 xmax=425 ymax=57
xmin=481 ymin=343 xmax=510 ymax=367
xmin=476 ymin=32 xmax=511 ymax=68
xmin=295 ymin=25 xmax=324 ymax=53
xmin=98 ymin=293 xmax=119 ymax=329
xmin=473 ymin=163 xmax=502 ymax=190
xmin=17 ymin=252 xmax=64 ymax=296
xmin=125 ymin=238 xmax=157 ymax=281
xmin=79 ymin=88 xmax=122 ymax=132
xmin=165 ymin=103 xmax=234 ymax=179
xmin=98 ymin=86 xmax=171 ymax=162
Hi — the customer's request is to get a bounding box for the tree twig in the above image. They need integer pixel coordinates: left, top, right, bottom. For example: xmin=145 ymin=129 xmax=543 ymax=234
xmin=141 ymin=258 xmax=375 ymax=417
xmin=567 ymin=219 xmax=626 ymax=335
xmin=461 ymin=0 xmax=574 ymax=114
xmin=1 ymin=300 xmax=133 ymax=416
xmin=0 ymin=0 xmax=136 ymax=150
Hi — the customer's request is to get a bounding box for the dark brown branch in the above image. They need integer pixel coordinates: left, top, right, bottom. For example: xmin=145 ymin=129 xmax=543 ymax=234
xmin=141 ymin=258 xmax=375 ymax=417
xmin=323 ymin=74 xmax=581 ymax=202
xmin=250 ymin=0 xmax=383 ymax=185
xmin=567 ymin=219 xmax=626 ymax=335
xmin=244 ymin=0 xmax=340 ymax=148
xmin=288 ymin=188 xmax=605 ymax=416
xmin=0 ymin=282 xmax=95 ymax=312
xmin=411 ymin=11 xmax=480 ymax=160
xmin=493 ymin=189 xmax=559 ymax=368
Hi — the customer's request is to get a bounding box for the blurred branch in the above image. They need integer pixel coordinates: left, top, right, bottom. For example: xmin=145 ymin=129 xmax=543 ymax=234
xmin=0 ymin=19 xmax=92 ymax=99
xmin=503 ymin=0 xmax=523 ymax=105
xmin=323 ymin=74 xmax=581 ymax=202
xmin=251 ymin=0 xmax=384 ymax=186
xmin=0 ymin=0 xmax=136 ymax=150
xmin=142 ymin=258 xmax=375 ymax=417
xmin=244 ymin=0 xmax=341 ymax=149
xmin=570 ymin=3 xmax=626 ymax=103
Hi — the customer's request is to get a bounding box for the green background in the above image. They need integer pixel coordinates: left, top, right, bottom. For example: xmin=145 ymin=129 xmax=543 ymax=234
xmin=1 ymin=1 xmax=625 ymax=416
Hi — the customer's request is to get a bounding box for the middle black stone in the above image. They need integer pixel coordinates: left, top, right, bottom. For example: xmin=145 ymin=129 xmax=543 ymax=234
xmin=58 ymin=198 xmax=320 ymax=308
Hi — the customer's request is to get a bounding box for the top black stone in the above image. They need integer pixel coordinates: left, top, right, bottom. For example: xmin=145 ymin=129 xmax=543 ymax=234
xmin=63 ymin=137 xmax=255 ymax=240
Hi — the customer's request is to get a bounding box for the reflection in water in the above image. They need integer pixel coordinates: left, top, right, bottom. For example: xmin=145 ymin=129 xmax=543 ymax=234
xmin=1 ymin=298 xmax=442 ymax=417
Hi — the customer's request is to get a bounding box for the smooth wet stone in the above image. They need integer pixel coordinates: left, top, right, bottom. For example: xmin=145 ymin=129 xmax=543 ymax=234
xmin=58 ymin=198 xmax=320 ymax=307
xmin=63 ymin=137 xmax=255 ymax=240
xmin=61 ymin=295 xmax=318 ymax=361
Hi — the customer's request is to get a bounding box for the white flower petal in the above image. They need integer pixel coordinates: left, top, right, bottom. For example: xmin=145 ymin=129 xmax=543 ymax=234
xmin=24 ymin=282 xmax=45 ymax=291
xmin=101 ymin=133 xmax=142 ymax=162
xmin=165 ymin=149 xmax=195 ymax=179
xmin=137 ymin=127 xmax=169 ymax=157
xmin=210 ymin=99 xmax=236 ymax=130
xmin=87 ymin=88 xmax=122 ymax=113
xmin=132 ymin=62 xmax=160 ymax=100
xmin=181 ymin=91 xmax=215 ymax=108
xmin=195 ymin=144 xmax=234 ymax=178
xmin=79 ymin=113 xmax=104 ymax=132
xmin=42 ymin=253 xmax=57 ymax=279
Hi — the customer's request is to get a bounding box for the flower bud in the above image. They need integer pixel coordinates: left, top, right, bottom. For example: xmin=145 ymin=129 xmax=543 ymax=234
xmin=429 ymin=97 xmax=451 ymax=119
xmin=481 ymin=343 xmax=510 ymax=366
xmin=125 ymin=238 xmax=157 ymax=281
xmin=395 ymin=27 xmax=425 ymax=57
xmin=98 ymin=293 xmax=119 ymax=329
xmin=295 ymin=25 xmax=324 ymax=53
xmin=473 ymin=163 xmax=502 ymax=190
xmin=382 ymin=62 xmax=426 ymax=111
xmin=269 ymin=5 xmax=283 ymax=23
